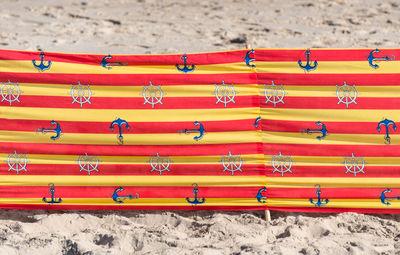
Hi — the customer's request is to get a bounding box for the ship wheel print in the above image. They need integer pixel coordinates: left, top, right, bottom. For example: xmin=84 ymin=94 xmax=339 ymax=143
xmin=70 ymin=81 xmax=92 ymax=108
xmin=336 ymin=81 xmax=358 ymax=108
xmin=142 ymin=81 xmax=165 ymax=108
xmin=264 ymin=81 xmax=286 ymax=108
xmin=148 ymin=153 xmax=172 ymax=175
xmin=1 ymin=80 xmax=22 ymax=106
xmin=271 ymin=152 xmax=293 ymax=176
xmin=78 ymin=153 xmax=100 ymax=175
xmin=6 ymin=151 xmax=29 ymax=174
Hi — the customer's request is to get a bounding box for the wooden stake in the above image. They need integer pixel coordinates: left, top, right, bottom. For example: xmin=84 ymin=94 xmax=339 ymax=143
xmin=265 ymin=209 xmax=271 ymax=222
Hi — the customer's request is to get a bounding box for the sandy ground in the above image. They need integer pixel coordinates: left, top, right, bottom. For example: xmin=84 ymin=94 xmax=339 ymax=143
xmin=1 ymin=0 xmax=400 ymax=254
xmin=1 ymin=0 xmax=400 ymax=54
xmin=0 ymin=210 xmax=399 ymax=255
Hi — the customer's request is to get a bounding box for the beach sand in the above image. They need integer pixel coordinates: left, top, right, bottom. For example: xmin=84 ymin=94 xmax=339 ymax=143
xmin=1 ymin=0 xmax=400 ymax=254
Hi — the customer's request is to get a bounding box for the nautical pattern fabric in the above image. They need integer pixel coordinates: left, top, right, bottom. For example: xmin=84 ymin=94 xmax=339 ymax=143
xmin=0 ymin=48 xmax=400 ymax=213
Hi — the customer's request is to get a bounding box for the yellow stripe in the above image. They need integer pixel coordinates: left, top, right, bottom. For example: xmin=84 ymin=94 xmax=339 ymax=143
xmin=2 ymin=126 xmax=396 ymax=147
xmin=0 ymin=60 xmax=252 ymax=74
xmin=0 ymin=130 xmax=259 ymax=145
xmin=0 ymin=197 xmax=261 ymax=206
xmin=267 ymin=177 xmax=400 ymax=188
xmin=12 ymin=83 xmax=400 ymax=98
xmin=257 ymin=61 xmax=400 ymax=74
xmin=18 ymin=83 xmax=259 ymax=97
xmin=14 ymin=83 xmax=400 ymax=99
xmin=9 ymin=60 xmax=400 ymax=75
xmin=3 ymin=197 xmax=397 ymax=208
xmin=0 ymin=175 xmax=266 ymax=186
xmin=1 ymin=107 xmax=258 ymax=122
xmin=2 ymin=197 xmax=399 ymax=208
xmin=267 ymin=198 xmax=400 ymax=209
xmin=2 ymin=153 xmax=397 ymax=166
xmin=262 ymin=108 xmax=400 ymax=122
xmin=264 ymin=155 xmax=400 ymax=166
xmin=280 ymin=85 xmax=400 ymax=98
xmin=5 ymin=60 xmax=400 ymax=75
xmin=263 ymin=131 xmax=396 ymax=145
xmin=0 ymin=153 xmax=264 ymax=165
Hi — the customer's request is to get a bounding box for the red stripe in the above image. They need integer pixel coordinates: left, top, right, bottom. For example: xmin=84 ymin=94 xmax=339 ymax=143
xmin=0 ymin=73 xmax=256 ymax=86
xmin=0 ymin=204 xmax=398 ymax=213
xmin=262 ymin=119 xmax=395 ymax=135
xmin=266 ymin=166 xmax=400 ymax=178
xmin=0 ymin=164 xmax=265 ymax=176
xmin=0 ymin=186 xmax=263 ymax=198
xmin=0 ymin=49 xmax=249 ymax=65
xmin=4 ymin=48 xmax=400 ymax=63
xmin=0 ymin=119 xmax=258 ymax=133
xmin=4 ymin=73 xmax=399 ymax=87
xmin=268 ymin=206 xmax=400 ymax=214
xmin=258 ymin=73 xmax=400 ymax=86
xmin=264 ymin=143 xmax=400 ymax=157
xmin=268 ymin=187 xmax=400 ymax=199
xmin=0 ymin=204 xmax=265 ymax=210
xmin=0 ymin=142 xmax=262 ymax=156
xmin=0 ymin=95 xmax=260 ymax=109
xmin=12 ymin=164 xmax=400 ymax=179
xmin=262 ymin=97 xmax=400 ymax=110
xmin=256 ymin=49 xmax=400 ymax=61
xmin=12 ymin=95 xmax=400 ymax=110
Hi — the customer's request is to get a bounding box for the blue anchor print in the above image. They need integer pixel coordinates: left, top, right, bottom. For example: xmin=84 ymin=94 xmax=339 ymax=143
xmin=379 ymin=188 xmax=400 ymax=206
xmin=254 ymin=117 xmax=261 ymax=128
xmin=178 ymin=121 xmax=205 ymax=141
xmin=298 ymin=49 xmax=317 ymax=72
xmin=32 ymin=52 xmax=52 ymax=72
xmin=256 ymin=187 xmax=267 ymax=203
xmin=101 ymin=54 xmax=127 ymax=69
xmin=111 ymin=187 xmax=139 ymax=204
xmin=300 ymin=121 xmax=328 ymax=140
xmin=110 ymin=118 xmax=130 ymax=145
xmin=176 ymin=54 xmax=195 ymax=73
xmin=244 ymin=49 xmax=255 ymax=68
xmin=309 ymin=184 xmax=329 ymax=207
xmin=42 ymin=183 xmax=62 ymax=204
xmin=35 ymin=120 xmax=62 ymax=140
xmin=367 ymin=49 xmax=395 ymax=69
xmin=186 ymin=183 xmax=205 ymax=205
xmin=377 ymin=118 xmax=397 ymax=145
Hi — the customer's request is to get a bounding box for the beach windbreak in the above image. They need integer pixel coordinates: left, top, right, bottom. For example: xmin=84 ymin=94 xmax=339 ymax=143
xmin=0 ymin=48 xmax=399 ymax=213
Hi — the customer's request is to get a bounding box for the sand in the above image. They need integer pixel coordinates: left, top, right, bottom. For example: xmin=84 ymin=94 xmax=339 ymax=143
xmin=2 ymin=0 xmax=400 ymax=54
xmin=1 ymin=0 xmax=400 ymax=254
xmin=0 ymin=210 xmax=399 ymax=254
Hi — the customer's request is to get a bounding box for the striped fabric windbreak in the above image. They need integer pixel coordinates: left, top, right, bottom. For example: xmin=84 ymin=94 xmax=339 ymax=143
xmin=0 ymin=48 xmax=399 ymax=213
